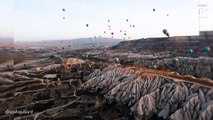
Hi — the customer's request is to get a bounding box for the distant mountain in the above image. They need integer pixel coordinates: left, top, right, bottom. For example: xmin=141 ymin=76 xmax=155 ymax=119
xmin=15 ymin=38 xmax=123 ymax=50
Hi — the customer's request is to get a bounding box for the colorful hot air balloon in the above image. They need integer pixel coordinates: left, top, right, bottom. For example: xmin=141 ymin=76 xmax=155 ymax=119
xmin=132 ymin=48 xmax=137 ymax=53
xmin=174 ymin=58 xmax=179 ymax=62
xmin=187 ymin=49 xmax=193 ymax=54
xmin=203 ymin=46 xmax=210 ymax=53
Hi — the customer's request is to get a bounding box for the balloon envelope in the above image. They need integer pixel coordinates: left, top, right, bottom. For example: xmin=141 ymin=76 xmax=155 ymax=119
xmin=187 ymin=49 xmax=193 ymax=54
xmin=203 ymin=47 xmax=210 ymax=53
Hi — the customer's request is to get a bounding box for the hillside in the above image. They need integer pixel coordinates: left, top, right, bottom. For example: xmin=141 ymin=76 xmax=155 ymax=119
xmin=111 ymin=36 xmax=213 ymax=57
xmin=15 ymin=38 xmax=123 ymax=50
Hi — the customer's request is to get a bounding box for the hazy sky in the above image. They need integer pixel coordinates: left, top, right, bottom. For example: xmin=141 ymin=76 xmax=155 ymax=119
xmin=0 ymin=0 xmax=213 ymax=41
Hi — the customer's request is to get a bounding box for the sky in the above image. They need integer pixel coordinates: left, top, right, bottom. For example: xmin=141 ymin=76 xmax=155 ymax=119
xmin=0 ymin=0 xmax=212 ymax=41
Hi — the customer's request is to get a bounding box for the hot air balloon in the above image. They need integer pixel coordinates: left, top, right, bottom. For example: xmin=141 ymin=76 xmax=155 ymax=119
xmin=187 ymin=49 xmax=193 ymax=54
xmin=133 ymin=25 xmax=135 ymax=27
xmin=62 ymin=8 xmax=65 ymax=12
xmin=163 ymin=29 xmax=170 ymax=37
xmin=120 ymin=30 xmax=122 ymax=32
xmin=124 ymin=33 xmax=126 ymax=36
xmin=203 ymin=46 xmax=210 ymax=53
xmin=63 ymin=17 xmax=65 ymax=19
xmin=86 ymin=24 xmax=89 ymax=27
xmin=153 ymin=9 xmax=155 ymax=12
xmin=126 ymin=19 xmax=128 ymax=22
xmin=174 ymin=58 xmax=179 ymax=62
xmin=104 ymin=31 xmax=106 ymax=34
xmin=111 ymin=32 xmax=114 ymax=35
xmin=108 ymin=20 xmax=110 ymax=22
xmin=130 ymin=25 xmax=132 ymax=27
xmin=132 ymin=48 xmax=137 ymax=53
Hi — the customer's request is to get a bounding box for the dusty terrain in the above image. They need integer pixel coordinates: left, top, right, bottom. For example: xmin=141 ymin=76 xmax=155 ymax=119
xmin=0 ymin=37 xmax=213 ymax=120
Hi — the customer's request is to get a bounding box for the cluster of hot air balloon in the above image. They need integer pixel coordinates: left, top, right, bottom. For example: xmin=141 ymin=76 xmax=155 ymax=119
xmin=186 ymin=47 xmax=211 ymax=54
xmin=152 ymin=8 xmax=169 ymax=17
xmin=60 ymin=7 xmax=191 ymax=53
xmin=62 ymin=8 xmax=66 ymax=19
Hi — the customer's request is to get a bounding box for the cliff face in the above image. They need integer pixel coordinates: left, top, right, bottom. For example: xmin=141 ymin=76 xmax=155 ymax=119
xmin=0 ymin=53 xmax=213 ymax=119
xmin=111 ymin=37 xmax=212 ymax=57
xmin=84 ymin=66 xmax=213 ymax=120
xmin=108 ymin=37 xmax=213 ymax=79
